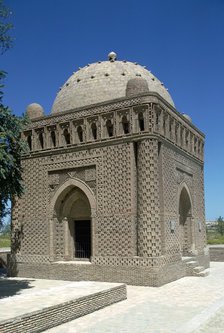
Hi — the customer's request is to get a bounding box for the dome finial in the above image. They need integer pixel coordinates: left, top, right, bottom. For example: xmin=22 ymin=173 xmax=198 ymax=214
xmin=108 ymin=51 xmax=117 ymax=62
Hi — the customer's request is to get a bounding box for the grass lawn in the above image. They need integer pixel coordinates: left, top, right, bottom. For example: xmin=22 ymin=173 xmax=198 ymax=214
xmin=0 ymin=234 xmax=11 ymax=248
xmin=207 ymin=230 xmax=224 ymax=245
xmin=1 ymin=231 xmax=224 ymax=248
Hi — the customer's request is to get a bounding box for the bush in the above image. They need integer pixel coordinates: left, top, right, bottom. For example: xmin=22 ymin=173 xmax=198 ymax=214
xmin=0 ymin=234 xmax=10 ymax=247
xmin=217 ymin=216 xmax=224 ymax=236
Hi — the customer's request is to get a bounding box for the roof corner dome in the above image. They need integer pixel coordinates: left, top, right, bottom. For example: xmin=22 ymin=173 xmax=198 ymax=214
xmin=26 ymin=103 xmax=44 ymax=119
xmin=126 ymin=77 xmax=149 ymax=97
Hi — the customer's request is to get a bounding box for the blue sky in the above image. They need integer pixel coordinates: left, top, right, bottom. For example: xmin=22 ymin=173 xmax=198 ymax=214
xmin=1 ymin=0 xmax=224 ymax=220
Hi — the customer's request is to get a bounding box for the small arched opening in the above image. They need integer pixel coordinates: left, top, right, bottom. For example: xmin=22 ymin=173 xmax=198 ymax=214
xmin=51 ymin=131 xmax=56 ymax=147
xmin=122 ymin=115 xmax=129 ymax=134
xmin=63 ymin=128 xmax=71 ymax=145
xmin=138 ymin=112 xmax=145 ymax=131
xmin=179 ymin=186 xmax=192 ymax=255
xmin=39 ymin=132 xmax=44 ymax=149
xmin=106 ymin=119 xmax=113 ymax=137
xmin=77 ymin=126 xmax=83 ymax=143
xmin=27 ymin=135 xmax=32 ymax=150
xmin=91 ymin=123 xmax=97 ymax=140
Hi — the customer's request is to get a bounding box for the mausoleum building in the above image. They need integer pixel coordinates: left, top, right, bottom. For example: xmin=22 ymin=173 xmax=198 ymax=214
xmin=11 ymin=52 xmax=209 ymax=286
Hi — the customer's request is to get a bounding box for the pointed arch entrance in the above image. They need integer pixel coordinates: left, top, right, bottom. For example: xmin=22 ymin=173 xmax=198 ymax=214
xmin=178 ymin=185 xmax=193 ymax=255
xmin=50 ymin=178 xmax=96 ymax=260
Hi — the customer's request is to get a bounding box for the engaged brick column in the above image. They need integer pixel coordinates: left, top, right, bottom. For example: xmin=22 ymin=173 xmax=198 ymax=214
xmin=137 ymin=139 xmax=162 ymax=257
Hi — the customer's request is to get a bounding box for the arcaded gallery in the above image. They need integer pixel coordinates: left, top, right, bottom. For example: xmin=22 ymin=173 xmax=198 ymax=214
xmin=11 ymin=52 xmax=209 ymax=286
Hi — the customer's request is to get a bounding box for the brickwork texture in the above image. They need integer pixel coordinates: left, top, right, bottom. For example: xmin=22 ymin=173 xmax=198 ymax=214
xmin=11 ymin=54 xmax=209 ymax=286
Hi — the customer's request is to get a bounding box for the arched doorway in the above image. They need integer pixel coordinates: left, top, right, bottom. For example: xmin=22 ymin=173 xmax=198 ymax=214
xmin=178 ymin=186 xmax=192 ymax=255
xmin=50 ymin=179 xmax=96 ymax=261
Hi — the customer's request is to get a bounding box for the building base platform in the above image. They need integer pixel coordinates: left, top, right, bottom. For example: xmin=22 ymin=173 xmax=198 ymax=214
xmin=0 ymin=278 xmax=126 ymax=333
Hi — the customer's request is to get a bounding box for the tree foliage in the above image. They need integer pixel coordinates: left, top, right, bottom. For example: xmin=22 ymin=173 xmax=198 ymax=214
xmin=0 ymin=0 xmax=12 ymax=101
xmin=0 ymin=106 xmax=28 ymax=223
xmin=0 ymin=0 xmax=13 ymax=54
xmin=0 ymin=0 xmax=28 ymax=226
xmin=0 ymin=0 xmax=13 ymax=99
xmin=217 ymin=216 xmax=224 ymax=236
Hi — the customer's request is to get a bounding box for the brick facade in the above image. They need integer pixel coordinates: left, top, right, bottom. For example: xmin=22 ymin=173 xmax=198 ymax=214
xmin=11 ymin=54 xmax=209 ymax=286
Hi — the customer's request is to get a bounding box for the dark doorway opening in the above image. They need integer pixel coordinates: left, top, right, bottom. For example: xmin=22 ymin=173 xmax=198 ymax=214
xmin=179 ymin=187 xmax=192 ymax=255
xmin=74 ymin=220 xmax=91 ymax=259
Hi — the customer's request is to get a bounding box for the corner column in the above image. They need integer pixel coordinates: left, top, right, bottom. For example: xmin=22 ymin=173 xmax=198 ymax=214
xmin=137 ymin=139 xmax=162 ymax=257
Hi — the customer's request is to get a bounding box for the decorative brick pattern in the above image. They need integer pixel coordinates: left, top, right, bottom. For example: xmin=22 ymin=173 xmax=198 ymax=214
xmin=162 ymin=144 xmax=206 ymax=257
xmin=91 ymin=253 xmax=180 ymax=266
xmin=13 ymin=57 xmax=208 ymax=286
xmin=101 ymin=144 xmax=132 ymax=214
xmin=96 ymin=143 xmax=134 ymax=257
xmin=85 ymin=167 xmax=96 ymax=181
xmin=13 ymin=260 xmax=190 ymax=287
xmin=15 ymin=254 xmax=51 ymax=263
xmin=26 ymin=97 xmax=143 ymax=129
xmin=18 ymin=158 xmax=48 ymax=256
xmin=97 ymin=215 xmax=133 ymax=257
xmin=137 ymin=139 xmax=161 ymax=257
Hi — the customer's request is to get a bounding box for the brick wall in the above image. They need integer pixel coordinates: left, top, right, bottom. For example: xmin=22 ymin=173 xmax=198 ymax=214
xmin=161 ymin=143 xmax=207 ymax=256
xmin=13 ymin=261 xmax=186 ymax=287
xmin=209 ymin=246 xmax=224 ymax=262
xmin=0 ymin=250 xmax=10 ymax=268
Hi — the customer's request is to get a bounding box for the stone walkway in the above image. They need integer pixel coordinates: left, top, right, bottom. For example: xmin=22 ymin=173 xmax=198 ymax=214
xmin=1 ymin=262 xmax=224 ymax=332
xmin=0 ymin=248 xmax=10 ymax=252
xmin=44 ymin=262 xmax=224 ymax=333
xmin=0 ymin=279 xmax=123 ymax=322
xmin=194 ymin=306 xmax=224 ymax=333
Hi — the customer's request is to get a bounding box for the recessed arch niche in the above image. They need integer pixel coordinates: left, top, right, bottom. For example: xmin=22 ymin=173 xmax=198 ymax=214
xmin=178 ymin=184 xmax=193 ymax=255
xmin=50 ymin=179 xmax=96 ymax=260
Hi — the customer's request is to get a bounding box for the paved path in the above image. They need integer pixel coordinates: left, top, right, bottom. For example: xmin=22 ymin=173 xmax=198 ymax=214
xmin=1 ymin=262 xmax=224 ymax=332
xmin=44 ymin=262 xmax=224 ymax=333
xmin=194 ymin=305 xmax=224 ymax=333
xmin=0 ymin=247 xmax=10 ymax=252
xmin=0 ymin=279 xmax=123 ymax=321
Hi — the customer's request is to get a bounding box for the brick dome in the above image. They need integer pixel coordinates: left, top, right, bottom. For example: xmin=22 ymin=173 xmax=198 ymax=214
xmin=51 ymin=52 xmax=174 ymax=113
xmin=26 ymin=103 xmax=44 ymax=119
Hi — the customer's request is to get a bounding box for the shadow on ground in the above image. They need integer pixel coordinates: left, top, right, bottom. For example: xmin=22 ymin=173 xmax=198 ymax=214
xmin=0 ymin=278 xmax=34 ymax=299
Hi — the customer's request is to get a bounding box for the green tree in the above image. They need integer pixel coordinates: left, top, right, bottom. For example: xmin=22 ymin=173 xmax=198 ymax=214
xmin=0 ymin=0 xmax=13 ymax=100
xmin=217 ymin=216 xmax=224 ymax=236
xmin=0 ymin=0 xmax=28 ymax=226
xmin=0 ymin=107 xmax=28 ymax=225
xmin=0 ymin=0 xmax=13 ymax=54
